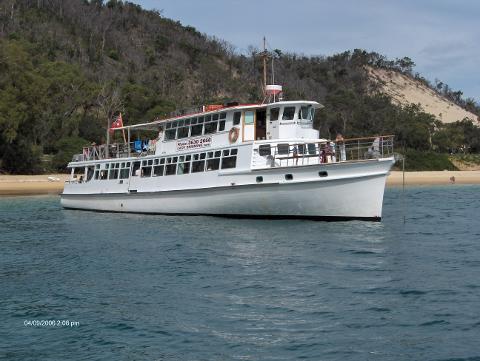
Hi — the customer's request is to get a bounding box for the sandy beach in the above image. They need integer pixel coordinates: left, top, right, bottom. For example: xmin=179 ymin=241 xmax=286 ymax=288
xmin=0 ymin=174 xmax=69 ymax=196
xmin=387 ymin=171 xmax=480 ymax=186
xmin=0 ymin=171 xmax=479 ymax=196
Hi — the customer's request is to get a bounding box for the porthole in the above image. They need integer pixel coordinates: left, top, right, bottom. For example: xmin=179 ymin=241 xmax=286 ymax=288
xmin=285 ymin=174 xmax=293 ymax=180
xmin=256 ymin=176 xmax=263 ymax=183
xmin=319 ymin=171 xmax=328 ymax=177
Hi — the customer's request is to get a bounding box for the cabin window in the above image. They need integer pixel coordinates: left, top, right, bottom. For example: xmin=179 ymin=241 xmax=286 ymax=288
xmin=86 ymin=166 xmax=95 ymax=182
xmin=95 ymin=164 xmax=100 ymax=169
xmin=220 ymin=112 xmax=226 ymax=119
xmin=165 ymin=128 xmax=176 ymax=140
xmin=198 ymin=116 xmax=204 ymax=123
xmin=282 ymin=107 xmax=296 ymax=120
xmin=165 ymin=163 xmax=177 ymax=175
xmin=221 ymin=156 xmax=236 ymax=169
xmin=204 ymin=120 xmax=217 ymax=134
xmin=200 ymin=153 xmax=206 ymax=160
xmin=319 ymin=171 xmax=328 ymax=177
xmin=270 ymin=107 xmax=279 ymax=121
xmin=119 ymin=168 xmax=130 ymax=179
xmin=308 ymin=143 xmax=317 ymax=154
xmin=259 ymin=144 xmax=271 ymax=156
xmin=132 ymin=161 xmax=141 ymax=176
xmin=192 ymin=160 xmax=205 ymax=173
xmin=206 ymin=158 xmax=220 ymax=171
xmin=100 ymin=170 xmax=108 ymax=180
xmin=160 ymin=158 xmax=165 ymax=165
xmin=244 ymin=111 xmax=254 ymax=125
xmin=218 ymin=120 xmax=226 ymax=131
xmin=94 ymin=170 xmax=99 ymax=180
xmin=191 ymin=117 xmax=197 ymax=124
xmin=185 ymin=118 xmax=191 ymax=125
xmin=277 ymin=143 xmax=290 ymax=155
xmin=191 ymin=123 xmax=203 ymax=136
xmin=141 ymin=165 xmax=152 ymax=177
xmin=233 ymin=112 xmax=241 ymax=125
xmin=212 ymin=114 xmax=219 ymax=121
xmin=231 ymin=149 xmax=238 ymax=155
xmin=297 ymin=144 xmax=306 ymax=154
xmin=177 ymin=161 xmax=190 ymax=175
xmin=109 ymin=168 xmax=119 ymax=180
xmin=153 ymin=165 xmax=164 ymax=176
xmin=166 ymin=122 xmax=172 ymax=129
xmin=177 ymin=126 xmax=189 ymax=139
xmin=154 ymin=159 xmax=159 ymax=165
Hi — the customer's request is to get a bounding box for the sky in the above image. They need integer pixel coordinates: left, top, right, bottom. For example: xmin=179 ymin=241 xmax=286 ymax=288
xmin=134 ymin=0 xmax=479 ymax=102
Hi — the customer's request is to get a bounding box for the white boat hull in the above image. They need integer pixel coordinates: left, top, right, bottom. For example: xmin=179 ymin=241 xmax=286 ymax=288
xmin=61 ymin=159 xmax=394 ymax=221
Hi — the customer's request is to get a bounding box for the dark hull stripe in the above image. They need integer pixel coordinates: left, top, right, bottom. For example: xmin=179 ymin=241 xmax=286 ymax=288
xmin=62 ymin=206 xmax=381 ymax=222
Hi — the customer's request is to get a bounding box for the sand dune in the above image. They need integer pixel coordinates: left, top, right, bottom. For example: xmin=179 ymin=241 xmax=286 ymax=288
xmin=367 ymin=67 xmax=479 ymax=124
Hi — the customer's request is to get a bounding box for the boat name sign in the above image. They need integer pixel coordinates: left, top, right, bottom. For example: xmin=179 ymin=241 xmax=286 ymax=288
xmin=176 ymin=136 xmax=212 ymax=151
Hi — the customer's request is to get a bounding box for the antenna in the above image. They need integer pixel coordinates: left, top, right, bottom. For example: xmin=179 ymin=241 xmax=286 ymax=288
xmin=262 ymin=36 xmax=267 ymax=96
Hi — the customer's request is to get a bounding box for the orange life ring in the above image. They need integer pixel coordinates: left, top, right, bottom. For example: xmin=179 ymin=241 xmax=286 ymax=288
xmin=229 ymin=127 xmax=239 ymax=143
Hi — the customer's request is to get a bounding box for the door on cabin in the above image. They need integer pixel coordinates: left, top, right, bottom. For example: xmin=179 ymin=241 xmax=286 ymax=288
xmin=243 ymin=111 xmax=255 ymax=141
xmin=255 ymin=109 xmax=266 ymax=140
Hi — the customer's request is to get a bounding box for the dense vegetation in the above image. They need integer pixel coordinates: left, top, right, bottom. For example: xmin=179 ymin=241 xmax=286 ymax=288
xmin=0 ymin=0 xmax=479 ymax=173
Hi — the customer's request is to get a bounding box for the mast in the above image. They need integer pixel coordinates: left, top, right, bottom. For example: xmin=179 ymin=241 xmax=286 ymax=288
xmin=262 ymin=36 xmax=267 ymax=96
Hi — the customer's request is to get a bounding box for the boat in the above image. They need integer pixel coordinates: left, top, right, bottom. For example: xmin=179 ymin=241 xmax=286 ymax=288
xmin=61 ymin=43 xmax=395 ymax=221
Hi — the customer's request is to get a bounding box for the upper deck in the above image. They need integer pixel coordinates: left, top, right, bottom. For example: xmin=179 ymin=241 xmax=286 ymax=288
xmin=74 ymin=100 xmax=323 ymax=163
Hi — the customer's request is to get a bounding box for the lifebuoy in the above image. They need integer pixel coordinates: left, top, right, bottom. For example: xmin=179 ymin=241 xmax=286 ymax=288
xmin=229 ymin=127 xmax=239 ymax=143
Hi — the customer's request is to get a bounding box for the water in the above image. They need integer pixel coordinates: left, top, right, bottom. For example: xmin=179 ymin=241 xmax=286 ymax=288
xmin=1 ymin=186 xmax=480 ymax=361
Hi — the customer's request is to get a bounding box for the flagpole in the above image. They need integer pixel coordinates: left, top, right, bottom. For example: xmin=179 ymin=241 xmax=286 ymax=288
xmin=120 ymin=113 xmax=127 ymax=144
xmin=106 ymin=116 xmax=110 ymax=159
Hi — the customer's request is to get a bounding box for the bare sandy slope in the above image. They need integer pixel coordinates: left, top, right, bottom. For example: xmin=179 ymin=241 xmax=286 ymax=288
xmin=367 ymin=67 xmax=479 ymax=124
xmin=1 ymin=172 xmax=479 ymax=196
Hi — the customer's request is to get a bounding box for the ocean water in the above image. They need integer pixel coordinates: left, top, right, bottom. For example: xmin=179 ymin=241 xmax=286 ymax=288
xmin=1 ymin=186 xmax=480 ymax=361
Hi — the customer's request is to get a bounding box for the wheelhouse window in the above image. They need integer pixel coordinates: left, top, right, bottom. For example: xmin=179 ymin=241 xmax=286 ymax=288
xmin=282 ymin=107 xmax=296 ymax=120
xmin=300 ymin=105 xmax=314 ymax=120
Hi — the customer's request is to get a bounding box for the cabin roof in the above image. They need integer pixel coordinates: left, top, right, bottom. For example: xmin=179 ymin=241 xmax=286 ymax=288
xmin=116 ymin=100 xmax=323 ymax=131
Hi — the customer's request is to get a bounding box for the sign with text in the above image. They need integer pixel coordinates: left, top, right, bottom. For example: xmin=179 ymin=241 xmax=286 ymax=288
xmin=176 ymin=136 xmax=212 ymax=151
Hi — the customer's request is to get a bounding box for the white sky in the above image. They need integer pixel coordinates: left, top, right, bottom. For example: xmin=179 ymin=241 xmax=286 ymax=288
xmin=135 ymin=0 xmax=479 ymax=102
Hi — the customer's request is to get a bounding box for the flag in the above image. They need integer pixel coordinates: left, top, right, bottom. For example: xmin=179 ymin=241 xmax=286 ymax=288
xmin=110 ymin=113 xmax=123 ymax=132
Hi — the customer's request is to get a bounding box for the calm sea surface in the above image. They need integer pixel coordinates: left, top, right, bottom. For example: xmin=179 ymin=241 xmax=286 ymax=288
xmin=1 ymin=186 xmax=480 ymax=361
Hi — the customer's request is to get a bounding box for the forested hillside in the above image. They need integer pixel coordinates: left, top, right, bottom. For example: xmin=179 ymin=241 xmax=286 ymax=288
xmin=1 ymin=0 xmax=479 ymax=173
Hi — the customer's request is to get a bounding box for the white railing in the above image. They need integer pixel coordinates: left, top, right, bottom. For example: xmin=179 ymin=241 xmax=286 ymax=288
xmin=252 ymin=135 xmax=395 ymax=168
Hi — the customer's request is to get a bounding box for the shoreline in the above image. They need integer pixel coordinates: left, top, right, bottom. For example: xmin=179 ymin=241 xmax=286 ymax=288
xmin=0 ymin=171 xmax=479 ymax=196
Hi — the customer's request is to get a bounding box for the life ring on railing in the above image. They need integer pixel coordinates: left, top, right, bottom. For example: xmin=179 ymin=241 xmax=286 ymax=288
xmin=229 ymin=127 xmax=239 ymax=143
